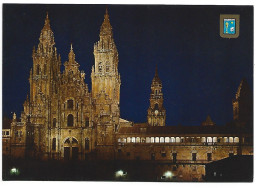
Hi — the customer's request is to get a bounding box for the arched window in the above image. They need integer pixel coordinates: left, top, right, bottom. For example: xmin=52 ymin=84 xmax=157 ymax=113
xmin=64 ymin=138 xmax=70 ymax=144
xmin=85 ymin=138 xmax=89 ymax=150
xmin=67 ymin=99 xmax=73 ymax=109
xmin=44 ymin=64 xmax=47 ymax=75
xmin=146 ymin=137 xmax=151 ymax=143
xmin=53 ymin=118 xmax=56 ymax=128
xmin=52 ymin=138 xmax=56 ymax=150
xmin=67 ymin=114 xmax=74 ymax=127
xmin=160 ymin=137 xmax=164 ymax=143
xmin=72 ymin=137 xmax=78 ymax=144
xmin=155 ymin=137 xmax=159 ymax=143
xmin=234 ymin=137 xmax=239 ymax=143
xmin=207 ymin=137 xmax=212 ymax=143
xmin=36 ymin=64 xmax=40 ymax=75
xmin=165 ymin=137 xmax=170 ymax=143
xmin=85 ymin=117 xmax=89 ymax=127
xmin=136 ymin=137 xmax=140 ymax=143
xmin=98 ymin=62 xmax=102 ymax=72
xmin=106 ymin=62 xmax=110 ymax=72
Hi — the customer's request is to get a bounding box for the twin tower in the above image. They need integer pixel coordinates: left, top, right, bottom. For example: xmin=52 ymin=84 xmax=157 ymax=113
xmin=26 ymin=9 xmax=166 ymax=129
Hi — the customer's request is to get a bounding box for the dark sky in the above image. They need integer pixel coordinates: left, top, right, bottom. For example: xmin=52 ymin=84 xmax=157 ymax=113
xmin=3 ymin=4 xmax=253 ymax=126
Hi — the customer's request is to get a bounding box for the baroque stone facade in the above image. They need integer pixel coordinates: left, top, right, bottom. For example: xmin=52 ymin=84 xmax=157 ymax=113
xmin=5 ymin=9 xmax=253 ymax=181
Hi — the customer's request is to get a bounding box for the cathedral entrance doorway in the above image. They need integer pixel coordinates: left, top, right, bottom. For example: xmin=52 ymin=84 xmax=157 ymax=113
xmin=63 ymin=137 xmax=79 ymax=160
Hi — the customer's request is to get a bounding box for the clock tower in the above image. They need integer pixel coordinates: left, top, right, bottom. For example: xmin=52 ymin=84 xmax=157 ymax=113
xmin=147 ymin=67 xmax=166 ymax=126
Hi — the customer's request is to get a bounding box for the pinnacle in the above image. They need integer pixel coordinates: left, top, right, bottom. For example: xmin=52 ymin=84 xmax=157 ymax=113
xmin=100 ymin=7 xmax=112 ymax=37
xmin=152 ymin=66 xmax=162 ymax=85
xmin=43 ymin=11 xmax=51 ymax=30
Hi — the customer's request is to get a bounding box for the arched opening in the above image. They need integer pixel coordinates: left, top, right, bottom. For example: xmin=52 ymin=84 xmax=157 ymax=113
xmin=85 ymin=117 xmax=89 ymax=127
xmin=98 ymin=62 xmax=102 ymax=72
xmin=36 ymin=64 xmax=40 ymax=75
xmin=106 ymin=62 xmax=110 ymax=72
xmin=67 ymin=114 xmax=74 ymax=127
xmin=53 ymin=118 xmax=56 ymax=128
xmin=85 ymin=138 xmax=90 ymax=150
xmin=64 ymin=137 xmax=79 ymax=160
xmin=67 ymin=99 xmax=73 ymax=109
xmin=44 ymin=64 xmax=47 ymax=75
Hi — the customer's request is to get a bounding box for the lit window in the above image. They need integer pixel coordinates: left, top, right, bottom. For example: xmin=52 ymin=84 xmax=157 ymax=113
xmin=127 ymin=137 xmax=131 ymax=143
xmin=155 ymin=137 xmax=159 ymax=143
xmin=151 ymin=137 xmax=155 ymax=143
xmin=229 ymin=137 xmax=234 ymax=143
xmin=160 ymin=137 xmax=164 ymax=143
xmin=170 ymin=137 xmax=175 ymax=143
xmin=224 ymin=137 xmax=228 ymax=143
xmin=131 ymin=137 xmax=135 ymax=143
xmin=118 ymin=138 xmax=121 ymax=143
xmin=176 ymin=137 xmax=180 ymax=143
xmin=165 ymin=137 xmax=170 ymax=143
xmin=207 ymin=137 xmax=212 ymax=143
xmin=234 ymin=137 xmax=239 ymax=143
xmin=136 ymin=137 xmax=140 ymax=143
xmin=122 ymin=138 xmax=126 ymax=143
xmin=146 ymin=137 xmax=151 ymax=143
xmin=201 ymin=137 xmax=206 ymax=143
xmin=213 ymin=137 xmax=217 ymax=143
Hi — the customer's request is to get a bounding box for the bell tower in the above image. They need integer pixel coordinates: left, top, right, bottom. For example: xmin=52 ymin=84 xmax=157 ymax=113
xmin=91 ymin=8 xmax=121 ymax=124
xmin=91 ymin=9 xmax=121 ymax=148
xmin=147 ymin=67 xmax=166 ymax=126
xmin=30 ymin=12 xmax=61 ymax=103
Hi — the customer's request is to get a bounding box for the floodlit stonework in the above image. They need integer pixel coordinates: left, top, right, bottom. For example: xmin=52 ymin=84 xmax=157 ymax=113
xmin=4 ymin=10 xmax=253 ymax=182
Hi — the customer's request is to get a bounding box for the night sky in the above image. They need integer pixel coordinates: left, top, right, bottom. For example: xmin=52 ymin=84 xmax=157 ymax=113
xmin=2 ymin=4 xmax=253 ymax=126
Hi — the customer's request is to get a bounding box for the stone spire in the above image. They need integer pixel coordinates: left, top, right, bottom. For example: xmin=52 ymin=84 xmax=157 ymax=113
xmin=37 ymin=12 xmax=55 ymax=55
xmin=100 ymin=7 xmax=113 ymax=38
xmin=64 ymin=44 xmax=79 ymax=75
xmin=42 ymin=12 xmax=51 ymax=30
xmin=152 ymin=66 xmax=162 ymax=86
xmin=68 ymin=43 xmax=76 ymax=62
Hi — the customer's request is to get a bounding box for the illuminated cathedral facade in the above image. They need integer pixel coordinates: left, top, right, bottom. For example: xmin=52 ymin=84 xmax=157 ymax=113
xmin=4 ymin=10 xmax=253 ymax=181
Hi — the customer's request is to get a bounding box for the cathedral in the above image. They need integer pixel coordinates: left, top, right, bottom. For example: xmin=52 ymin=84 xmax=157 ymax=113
xmin=4 ymin=9 xmax=253 ymax=181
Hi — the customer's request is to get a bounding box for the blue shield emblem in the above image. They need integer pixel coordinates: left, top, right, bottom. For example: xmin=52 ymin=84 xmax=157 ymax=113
xmin=224 ymin=19 xmax=236 ymax=34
